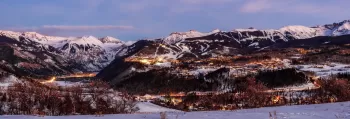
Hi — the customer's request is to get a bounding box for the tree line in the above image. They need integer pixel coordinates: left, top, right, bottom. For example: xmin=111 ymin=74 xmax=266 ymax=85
xmin=0 ymin=80 xmax=138 ymax=116
xmin=116 ymin=68 xmax=310 ymax=95
xmin=155 ymin=76 xmax=350 ymax=111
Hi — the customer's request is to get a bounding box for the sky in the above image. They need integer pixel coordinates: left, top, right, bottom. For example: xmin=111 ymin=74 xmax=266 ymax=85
xmin=0 ymin=0 xmax=350 ymax=41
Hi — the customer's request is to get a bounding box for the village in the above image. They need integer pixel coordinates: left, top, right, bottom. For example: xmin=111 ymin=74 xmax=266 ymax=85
xmin=2 ymin=47 xmax=345 ymax=113
xmin=125 ymin=55 xmax=293 ymax=78
xmin=132 ymin=84 xmax=338 ymax=112
xmin=123 ymin=53 xmax=350 ymax=112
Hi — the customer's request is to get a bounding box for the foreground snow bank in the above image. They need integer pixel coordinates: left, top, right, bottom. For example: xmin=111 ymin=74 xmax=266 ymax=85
xmin=2 ymin=102 xmax=350 ymax=119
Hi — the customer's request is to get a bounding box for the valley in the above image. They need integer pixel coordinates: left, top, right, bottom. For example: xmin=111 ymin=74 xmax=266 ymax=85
xmin=1 ymin=19 xmax=350 ymax=116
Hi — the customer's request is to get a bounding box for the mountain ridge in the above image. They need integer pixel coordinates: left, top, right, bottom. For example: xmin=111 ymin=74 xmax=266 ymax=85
xmin=1 ymin=19 xmax=350 ymax=78
xmin=96 ymin=19 xmax=350 ymax=84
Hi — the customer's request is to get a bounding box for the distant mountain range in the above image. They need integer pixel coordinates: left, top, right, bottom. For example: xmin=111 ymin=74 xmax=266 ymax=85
xmin=1 ymin=19 xmax=350 ymax=78
xmin=115 ymin=20 xmax=350 ymax=59
xmin=98 ymin=19 xmax=350 ymax=83
xmin=0 ymin=31 xmax=133 ymax=77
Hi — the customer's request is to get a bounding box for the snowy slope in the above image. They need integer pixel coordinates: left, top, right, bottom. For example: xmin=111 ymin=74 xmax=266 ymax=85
xmin=100 ymin=36 xmax=123 ymax=43
xmin=0 ymin=75 xmax=21 ymax=88
xmin=160 ymin=20 xmax=350 ymax=45
xmin=136 ymin=102 xmax=180 ymax=113
xmin=278 ymin=20 xmax=350 ymax=38
xmin=163 ymin=29 xmax=221 ymax=44
xmin=128 ymin=20 xmax=350 ymax=60
xmin=295 ymin=63 xmax=350 ymax=77
xmin=279 ymin=25 xmax=323 ymax=39
xmin=2 ymin=101 xmax=350 ymax=119
xmin=2 ymin=19 xmax=350 ymax=74
xmin=0 ymin=31 xmax=127 ymax=72
xmin=98 ymin=20 xmax=350 ymax=83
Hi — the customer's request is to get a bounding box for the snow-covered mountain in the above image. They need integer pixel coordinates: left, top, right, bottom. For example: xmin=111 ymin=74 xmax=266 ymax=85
xmin=99 ymin=36 xmax=122 ymax=43
xmin=2 ymin=19 xmax=350 ymax=78
xmin=114 ymin=20 xmax=350 ymax=60
xmin=98 ymin=19 xmax=350 ymax=82
xmin=161 ymin=19 xmax=350 ymax=45
xmin=0 ymin=31 xmax=129 ymax=77
xmin=162 ymin=29 xmax=221 ymax=44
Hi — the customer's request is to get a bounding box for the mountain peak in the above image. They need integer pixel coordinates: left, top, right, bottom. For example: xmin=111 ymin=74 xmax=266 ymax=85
xmin=81 ymin=35 xmax=98 ymax=39
xmin=165 ymin=30 xmax=213 ymax=44
xmin=22 ymin=31 xmax=47 ymax=40
xmin=279 ymin=25 xmax=316 ymax=33
xmin=0 ymin=30 xmax=21 ymax=40
xmin=66 ymin=36 xmax=103 ymax=46
xmin=99 ymin=36 xmax=122 ymax=43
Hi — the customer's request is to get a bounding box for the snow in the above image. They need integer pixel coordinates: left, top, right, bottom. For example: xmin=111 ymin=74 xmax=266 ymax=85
xmin=124 ymin=41 xmax=136 ymax=46
xmin=49 ymin=81 xmax=84 ymax=87
xmin=136 ymin=102 xmax=180 ymax=113
xmin=99 ymin=36 xmax=122 ymax=43
xmin=3 ymin=20 xmax=350 ymax=72
xmin=279 ymin=25 xmax=324 ymax=39
xmin=333 ymin=21 xmax=350 ymax=36
xmin=323 ymin=41 xmax=330 ymax=44
xmin=0 ymin=30 xmax=126 ymax=51
xmin=3 ymin=20 xmax=350 ymax=49
xmin=272 ymin=83 xmax=317 ymax=92
xmin=21 ymin=32 xmax=69 ymax=48
xmin=68 ymin=36 xmax=103 ymax=46
xmin=294 ymin=63 xmax=350 ymax=77
xmin=0 ymin=75 xmax=20 ymax=88
xmin=0 ymin=30 xmax=129 ymax=71
xmin=290 ymin=56 xmax=301 ymax=59
xmin=248 ymin=42 xmax=259 ymax=47
xmin=230 ymin=29 xmax=290 ymax=42
xmin=2 ymin=101 xmax=350 ymax=119
xmin=154 ymin=62 xmax=172 ymax=67
xmin=210 ymin=29 xmax=221 ymax=34
xmin=188 ymin=68 xmax=217 ymax=76
xmin=0 ymin=30 xmax=21 ymax=40
xmin=163 ymin=30 xmax=218 ymax=44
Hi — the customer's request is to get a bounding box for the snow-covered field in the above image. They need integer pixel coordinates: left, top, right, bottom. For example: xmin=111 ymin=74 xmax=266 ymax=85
xmin=295 ymin=63 xmax=350 ymax=77
xmin=49 ymin=81 xmax=84 ymax=87
xmin=0 ymin=75 xmax=22 ymax=89
xmin=2 ymin=102 xmax=350 ymax=119
xmin=269 ymin=82 xmax=317 ymax=92
xmin=136 ymin=102 xmax=180 ymax=113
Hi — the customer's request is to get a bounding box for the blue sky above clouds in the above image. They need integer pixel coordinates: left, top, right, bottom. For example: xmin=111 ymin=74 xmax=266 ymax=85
xmin=0 ymin=0 xmax=350 ymax=40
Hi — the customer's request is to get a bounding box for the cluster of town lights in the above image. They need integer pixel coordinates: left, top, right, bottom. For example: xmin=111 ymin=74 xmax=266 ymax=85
xmin=138 ymin=57 xmax=165 ymax=65
xmin=40 ymin=73 xmax=96 ymax=84
xmin=41 ymin=77 xmax=56 ymax=84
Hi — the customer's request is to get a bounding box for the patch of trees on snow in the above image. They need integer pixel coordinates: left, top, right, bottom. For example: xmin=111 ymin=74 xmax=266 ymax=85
xmin=0 ymin=81 xmax=138 ymax=116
